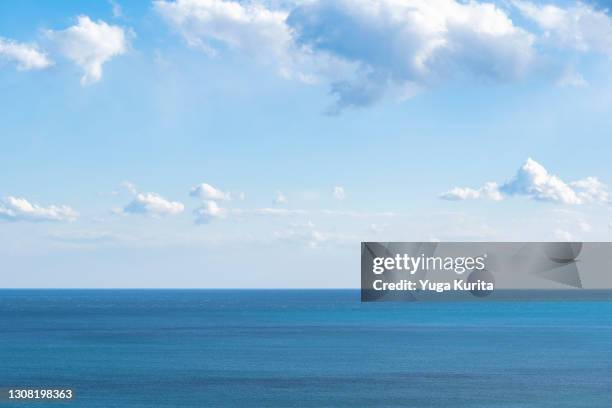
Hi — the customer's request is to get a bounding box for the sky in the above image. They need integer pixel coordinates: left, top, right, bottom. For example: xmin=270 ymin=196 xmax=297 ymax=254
xmin=1 ymin=0 xmax=612 ymax=288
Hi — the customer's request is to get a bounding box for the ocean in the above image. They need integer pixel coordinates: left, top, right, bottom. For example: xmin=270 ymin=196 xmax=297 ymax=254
xmin=0 ymin=290 xmax=611 ymax=407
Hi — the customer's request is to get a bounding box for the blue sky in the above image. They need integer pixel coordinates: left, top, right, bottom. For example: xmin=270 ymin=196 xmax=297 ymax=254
xmin=1 ymin=0 xmax=612 ymax=287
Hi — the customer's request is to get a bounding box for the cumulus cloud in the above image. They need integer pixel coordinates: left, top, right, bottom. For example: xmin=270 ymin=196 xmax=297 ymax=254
xmin=154 ymin=0 xmax=541 ymax=111
xmin=274 ymin=191 xmax=288 ymax=204
xmin=47 ymin=15 xmax=129 ymax=84
xmin=194 ymin=200 xmax=226 ymax=224
xmin=500 ymin=158 xmax=582 ymax=204
xmin=154 ymin=0 xmax=306 ymax=77
xmin=501 ymin=159 xmax=608 ymax=204
xmin=514 ymin=1 xmax=612 ymax=56
xmin=570 ymin=176 xmax=609 ymax=203
xmin=441 ymin=158 xmax=608 ymax=205
xmin=0 ymin=196 xmax=78 ymax=222
xmin=190 ymin=183 xmax=231 ymax=200
xmin=123 ymin=192 xmax=184 ymax=216
xmin=288 ymin=0 xmax=535 ymax=109
xmin=440 ymin=182 xmax=502 ymax=201
xmin=0 ymin=37 xmax=53 ymax=70
xmin=333 ymin=186 xmax=346 ymax=200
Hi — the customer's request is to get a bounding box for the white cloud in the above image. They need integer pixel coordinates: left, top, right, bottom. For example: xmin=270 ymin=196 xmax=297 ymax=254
xmin=557 ymin=65 xmax=587 ymax=88
xmin=440 ymin=182 xmax=502 ymax=201
xmin=570 ymin=176 xmax=609 ymax=204
xmin=0 ymin=196 xmax=78 ymax=222
xmin=500 ymin=158 xmax=582 ymax=204
xmin=0 ymin=37 xmax=53 ymax=70
xmin=190 ymin=183 xmax=231 ymax=200
xmin=274 ymin=191 xmax=288 ymax=204
xmin=514 ymin=1 xmax=612 ymax=56
xmin=333 ymin=186 xmax=346 ymax=200
xmin=154 ymin=0 xmax=301 ymax=77
xmin=441 ymin=158 xmax=608 ymax=205
xmin=554 ymin=228 xmax=573 ymax=241
xmin=194 ymin=200 xmax=226 ymax=224
xmin=47 ymin=15 xmax=129 ymax=85
xmin=123 ymin=192 xmax=184 ymax=216
xmin=155 ymin=0 xmax=537 ymax=111
xmin=288 ymin=0 xmax=535 ymax=110
xmin=440 ymin=186 xmax=481 ymax=201
xmin=120 ymin=180 xmax=138 ymax=194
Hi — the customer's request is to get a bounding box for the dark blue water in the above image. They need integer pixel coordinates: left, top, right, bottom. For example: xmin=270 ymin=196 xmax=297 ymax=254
xmin=1 ymin=290 xmax=611 ymax=407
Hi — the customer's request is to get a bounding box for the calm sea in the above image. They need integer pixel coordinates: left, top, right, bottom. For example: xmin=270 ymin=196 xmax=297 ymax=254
xmin=1 ymin=290 xmax=611 ymax=407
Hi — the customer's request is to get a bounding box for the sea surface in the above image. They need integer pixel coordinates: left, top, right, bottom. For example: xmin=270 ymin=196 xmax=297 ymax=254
xmin=1 ymin=290 xmax=611 ymax=407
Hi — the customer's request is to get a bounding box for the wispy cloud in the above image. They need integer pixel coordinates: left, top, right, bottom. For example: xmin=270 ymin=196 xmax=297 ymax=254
xmin=47 ymin=230 xmax=121 ymax=245
xmin=120 ymin=181 xmax=138 ymax=195
xmin=109 ymin=0 xmax=123 ymax=18
xmin=557 ymin=65 xmax=588 ymax=88
xmin=273 ymin=220 xmax=357 ymax=248
xmin=192 ymin=202 xmax=402 ymax=225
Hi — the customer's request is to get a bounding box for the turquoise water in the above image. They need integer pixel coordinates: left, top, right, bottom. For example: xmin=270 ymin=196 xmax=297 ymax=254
xmin=1 ymin=290 xmax=611 ymax=407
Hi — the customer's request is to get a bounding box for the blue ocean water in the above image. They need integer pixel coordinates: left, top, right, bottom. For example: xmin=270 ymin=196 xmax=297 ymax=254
xmin=0 ymin=290 xmax=611 ymax=407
